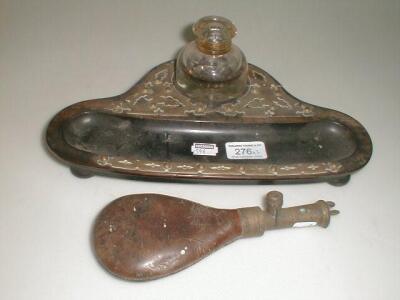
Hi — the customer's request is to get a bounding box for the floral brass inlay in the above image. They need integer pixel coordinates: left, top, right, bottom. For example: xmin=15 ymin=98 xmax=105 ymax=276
xmin=96 ymin=156 xmax=342 ymax=178
xmin=105 ymin=61 xmax=316 ymax=119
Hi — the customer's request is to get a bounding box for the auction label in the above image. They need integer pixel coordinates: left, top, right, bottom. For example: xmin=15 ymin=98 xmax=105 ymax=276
xmin=292 ymin=222 xmax=317 ymax=228
xmin=225 ymin=141 xmax=267 ymax=160
xmin=191 ymin=143 xmax=218 ymax=156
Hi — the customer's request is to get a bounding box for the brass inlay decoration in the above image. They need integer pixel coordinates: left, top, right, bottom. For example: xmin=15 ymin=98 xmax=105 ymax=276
xmin=104 ymin=61 xmax=316 ymax=119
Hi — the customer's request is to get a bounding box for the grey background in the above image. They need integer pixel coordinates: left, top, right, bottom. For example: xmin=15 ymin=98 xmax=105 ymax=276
xmin=1 ymin=0 xmax=399 ymax=299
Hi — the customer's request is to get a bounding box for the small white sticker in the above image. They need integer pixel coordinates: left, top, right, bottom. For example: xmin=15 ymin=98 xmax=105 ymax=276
xmin=292 ymin=222 xmax=317 ymax=228
xmin=225 ymin=141 xmax=267 ymax=160
xmin=191 ymin=143 xmax=218 ymax=156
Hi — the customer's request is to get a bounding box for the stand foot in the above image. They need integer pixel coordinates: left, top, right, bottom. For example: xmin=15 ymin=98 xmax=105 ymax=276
xmin=328 ymin=175 xmax=351 ymax=186
xmin=70 ymin=167 xmax=94 ymax=178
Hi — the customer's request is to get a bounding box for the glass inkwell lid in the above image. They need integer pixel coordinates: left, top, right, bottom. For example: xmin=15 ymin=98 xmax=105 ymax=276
xmin=175 ymin=16 xmax=248 ymax=103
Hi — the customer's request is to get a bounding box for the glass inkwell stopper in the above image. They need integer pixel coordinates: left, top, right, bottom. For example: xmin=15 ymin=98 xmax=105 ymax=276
xmin=175 ymin=16 xmax=248 ymax=103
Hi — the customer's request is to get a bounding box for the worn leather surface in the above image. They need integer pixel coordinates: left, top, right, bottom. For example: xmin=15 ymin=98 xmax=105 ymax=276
xmin=94 ymin=194 xmax=242 ymax=280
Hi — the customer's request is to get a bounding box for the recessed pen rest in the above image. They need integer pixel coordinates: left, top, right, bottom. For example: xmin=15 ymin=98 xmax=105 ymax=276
xmin=46 ymin=61 xmax=372 ymax=185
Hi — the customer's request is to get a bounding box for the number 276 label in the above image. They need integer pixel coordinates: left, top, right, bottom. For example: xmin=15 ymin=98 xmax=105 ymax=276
xmin=225 ymin=141 xmax=268 ymax=160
